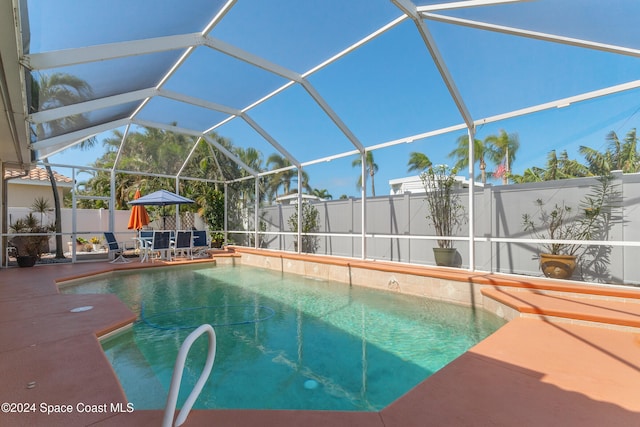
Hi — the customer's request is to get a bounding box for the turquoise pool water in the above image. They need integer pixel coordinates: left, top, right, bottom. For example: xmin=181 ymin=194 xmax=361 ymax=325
xmin=62 ymin=265 xmax=506 ymax=411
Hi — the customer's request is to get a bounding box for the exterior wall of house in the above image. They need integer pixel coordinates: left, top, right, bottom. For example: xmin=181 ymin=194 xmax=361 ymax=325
xmin=6 ymin=180 xmax=70 ymax=209
xmin=388 ymin=174 xmax=478 ymax=195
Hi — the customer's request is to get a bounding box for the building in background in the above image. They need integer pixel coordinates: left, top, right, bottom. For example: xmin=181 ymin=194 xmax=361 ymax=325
xmin=389 ymin=175 xmax=482 ymax=195
xmin=4 ymin=167 xmax=73 ymax=208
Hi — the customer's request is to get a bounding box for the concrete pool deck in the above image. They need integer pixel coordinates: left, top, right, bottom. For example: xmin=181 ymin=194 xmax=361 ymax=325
xmin=0 ymin=250 xmax=639 ymax=426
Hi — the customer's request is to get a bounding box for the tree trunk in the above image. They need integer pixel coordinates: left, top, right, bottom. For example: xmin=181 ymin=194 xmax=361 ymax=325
xmin=44 ymin=160 xmax=65 ymax=259
xmin=370 ymin=169 xmax=376 ymax=197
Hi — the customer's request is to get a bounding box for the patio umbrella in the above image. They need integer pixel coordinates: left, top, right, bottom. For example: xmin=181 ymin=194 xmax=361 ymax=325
xmin=127 ymin=189 xmax=150 ymax=230
xmin=127 ymin=189 xmax=194 ymax=229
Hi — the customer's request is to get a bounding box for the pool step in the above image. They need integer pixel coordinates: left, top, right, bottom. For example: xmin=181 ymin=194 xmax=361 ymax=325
xmin=481 ymin=286 xmax=640 ymax=330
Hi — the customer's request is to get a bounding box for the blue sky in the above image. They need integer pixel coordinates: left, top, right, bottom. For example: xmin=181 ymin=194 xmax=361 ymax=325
xmin=35 ymin=0 xmax=640 ymax=198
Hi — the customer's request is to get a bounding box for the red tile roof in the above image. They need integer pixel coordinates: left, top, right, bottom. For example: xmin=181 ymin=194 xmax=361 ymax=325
xmin=4 ymin=167 xmax=73 ymax=184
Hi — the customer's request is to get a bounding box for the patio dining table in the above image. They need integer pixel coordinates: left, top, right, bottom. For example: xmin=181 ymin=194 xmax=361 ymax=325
xmin=134 ymin=231 xmax=174 ymax=262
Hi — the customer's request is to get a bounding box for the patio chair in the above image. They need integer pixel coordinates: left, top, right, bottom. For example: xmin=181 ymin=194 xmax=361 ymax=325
xmin=173 ymin=230 xmax=193 ymax=259
xmin=139 ymin=230 xmax=153 ymax=242
xmin=136 ymin=230 xmax=154 ymax=262
xmin=149 ymin=230 xmax=172 ymax=263
xmin=103 ymin=232 xmax=131 ymax=264
xmin=192 ymin=230 xmax=210 ymax=258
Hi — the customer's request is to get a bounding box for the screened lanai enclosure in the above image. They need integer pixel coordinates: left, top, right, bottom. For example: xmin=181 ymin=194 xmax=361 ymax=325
xmin=1 ymin=0 xmax=640 ymax=284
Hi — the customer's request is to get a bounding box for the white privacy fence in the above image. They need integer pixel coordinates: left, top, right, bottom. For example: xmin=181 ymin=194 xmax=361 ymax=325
xmin=232 ymin=172 xmax=640 ymax=286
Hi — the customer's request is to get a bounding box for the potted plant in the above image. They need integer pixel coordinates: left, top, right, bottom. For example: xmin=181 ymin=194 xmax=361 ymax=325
xmin=76 ymin=237 xmax=90 ymax=252
xmin=9 ymin=213 xmax=54 ymax=267
xmin=420 ymin=165 xmax=467 ymax=267
xmin=210 ymin=232 xmax=224 ymax=249
xmin=522 ymin=175 xmax=619 ymax=279
xmin=90 ymin=236 xmax=102 ymax=251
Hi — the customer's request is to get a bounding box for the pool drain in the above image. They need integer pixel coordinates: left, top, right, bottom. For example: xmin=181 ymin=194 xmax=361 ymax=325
xmin=304 ymin=379 xmax=319 ymax=390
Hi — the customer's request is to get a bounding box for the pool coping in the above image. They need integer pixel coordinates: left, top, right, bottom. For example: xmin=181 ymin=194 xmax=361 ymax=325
xmin=1 ymin=250 xmax=639 ymax=426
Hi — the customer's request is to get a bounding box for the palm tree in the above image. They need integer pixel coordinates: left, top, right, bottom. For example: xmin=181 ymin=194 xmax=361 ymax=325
xmin=447 ymin=135 xmax=489 ymax=184
xmin=544 ymin=149 xmax=560 ymax=181
xmin=511 ymin=167 xmax=545 ymax=183
xmin=407 ymin=152 xmax=432 ymax=173
xmin=31 ymin=72 xmax=95 ymax=258
xmin=511 ymin=149 xmax=590 ymax=183
xmin=266 ymin=154 xmax=311 ymax=201
xmin=266 ymin=154 xmax=295 ymax=198
xmin=543 ymin=150 xmax=590 ymax=180
xmin=352 ymin=151 xmax=378 ymax=197
xmin=485 ymin=129 xmax=520 ymax=184
xmin=31 ymin=73 xmax=94 ymax=137
xmin=615 ymin=128 xmax=640 ymax=172
xmin=312 ymin=188 xmax=332 ymax=200
xmin=80 ymin=126 xmax=200 ymax=210
xmin=235 ymin=147 xmax=263 ymax=172
xmin=295 ymin=172 xmax=312 ymax=195
xmin=580 ymin=128 xmax=640 ymax=175
xmin=75 ymin=127 xmax=259 ymax=235
xmin=31 ymin=196 xmax=50 ymax=222
xmin=212 ymin=135 xmax=254 ymax=181
xmin=233 ymin=146 xmax=265 ymax=205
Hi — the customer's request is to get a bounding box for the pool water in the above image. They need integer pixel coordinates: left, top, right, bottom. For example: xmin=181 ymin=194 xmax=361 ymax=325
xmin=62 ymin=265 xmax=505 ymax=411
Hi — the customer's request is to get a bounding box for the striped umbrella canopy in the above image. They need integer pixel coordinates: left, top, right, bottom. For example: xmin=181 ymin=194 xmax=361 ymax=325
xmin=127 ymin=189 xmax=150 ymax=230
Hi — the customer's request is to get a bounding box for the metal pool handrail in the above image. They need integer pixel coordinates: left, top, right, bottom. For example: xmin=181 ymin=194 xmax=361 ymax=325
xmin=162 ymin=324 xmax=217 ymax=427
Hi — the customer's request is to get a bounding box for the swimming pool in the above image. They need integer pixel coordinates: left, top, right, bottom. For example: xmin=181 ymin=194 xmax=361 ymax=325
xmin=62 ymin=265 xmax=506 ymax=411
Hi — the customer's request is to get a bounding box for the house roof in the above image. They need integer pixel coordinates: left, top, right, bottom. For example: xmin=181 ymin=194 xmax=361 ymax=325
xmin=4 ymin=167 xmax=73 ymax=184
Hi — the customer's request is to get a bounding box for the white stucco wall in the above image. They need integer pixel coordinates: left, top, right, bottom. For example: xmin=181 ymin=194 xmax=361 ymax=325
xmin=6 ymin=180 xmax=70 ymax=209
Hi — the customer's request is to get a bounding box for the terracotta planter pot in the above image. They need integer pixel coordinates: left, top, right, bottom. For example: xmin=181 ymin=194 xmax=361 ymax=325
xmin=433 ymin=248 xmax=458 ymax=267
xmin=539 ymin=253 xmax=577 ymax=279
